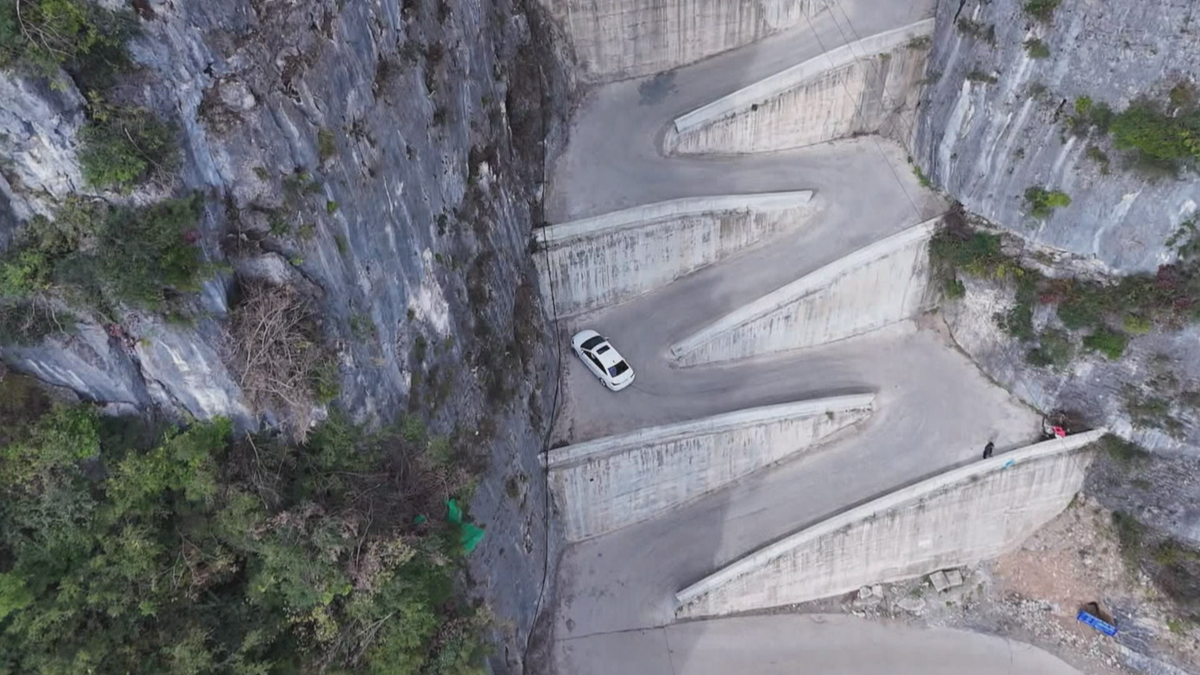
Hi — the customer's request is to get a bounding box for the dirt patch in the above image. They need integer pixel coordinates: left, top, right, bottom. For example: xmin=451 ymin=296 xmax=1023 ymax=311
xmin=793 ymin=495 xmax=1199 ymax=675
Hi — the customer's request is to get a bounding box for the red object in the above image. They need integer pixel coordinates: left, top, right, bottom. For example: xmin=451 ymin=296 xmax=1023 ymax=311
xmin=1052 ymin=426 xmax=1066 ymax=438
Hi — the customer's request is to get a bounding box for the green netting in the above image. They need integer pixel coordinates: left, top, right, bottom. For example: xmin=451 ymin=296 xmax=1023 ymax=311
xmin=446 ymin=499 xmax=485 ymax=553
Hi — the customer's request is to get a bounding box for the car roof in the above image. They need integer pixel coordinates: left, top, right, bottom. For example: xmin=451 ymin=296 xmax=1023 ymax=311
xmin=595 ymin=345 xmax=625 ymax=367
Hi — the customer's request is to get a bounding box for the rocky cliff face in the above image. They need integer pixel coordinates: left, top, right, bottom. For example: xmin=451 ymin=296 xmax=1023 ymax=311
xmin=914 ymin=0 xmax=1199 ymax=273
xmin=0 ymin=0 xmax=573 ymax=670
xmin=913 ymin=0 xmax=1200 ymax=550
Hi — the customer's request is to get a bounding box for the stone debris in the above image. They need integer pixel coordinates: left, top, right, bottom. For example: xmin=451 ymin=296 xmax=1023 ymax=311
xmin=945 ymin=569 xmax=964 ymax=588
xmin=928 ymin=570 xmax=950 ymax=593
xmin=871 ymin=584 xmax=884 ymax=598
xmin=896 ymin=596 xmax=926 ymax=614
xmin=858 ymin=586 xmax=873 ymax=600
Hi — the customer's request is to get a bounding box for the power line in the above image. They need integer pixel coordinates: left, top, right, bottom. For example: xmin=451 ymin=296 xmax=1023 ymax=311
xmin=821 ymin=0 xmax=926 ymax=149
xmin=522 ymin=17 xmax=564 ymax=672
xmin=799 ymin=5 xmax=926 ymax=222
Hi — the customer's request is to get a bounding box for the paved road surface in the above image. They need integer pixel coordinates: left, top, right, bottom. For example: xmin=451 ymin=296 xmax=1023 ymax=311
xmin=541 ymin=0 xmax=1081 ymax=673
xmin=557 ymin=614 xmax=1085 ymax=675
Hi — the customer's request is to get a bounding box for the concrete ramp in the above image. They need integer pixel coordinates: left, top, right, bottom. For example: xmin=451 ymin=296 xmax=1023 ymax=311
xmin=676 ymin=430 xmax=1104 ymax=618
xmin=546 ymin=395 xmax=874 ymax=542
xmin=670 ymin=218 xmax=937 ymax=366
xmin=540 ymin=0 xmax=829 ymax=83
xmin=536 ymin=192 xmax=816 ymax=318
xmin=664 ymin=20 xmax=934 ymax=155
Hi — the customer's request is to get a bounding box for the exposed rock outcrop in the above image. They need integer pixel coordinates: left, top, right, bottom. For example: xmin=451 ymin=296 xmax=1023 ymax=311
xmin=914 ymin=0 xmax=1199 ymax=273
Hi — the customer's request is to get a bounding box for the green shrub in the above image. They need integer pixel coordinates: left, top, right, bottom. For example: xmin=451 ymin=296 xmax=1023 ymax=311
xmin=348 ymin=311 xmax=375 ymax=339
xmin=0 ymin=196 xmax=101 ymax=299
xmin=1065 ymin=97 xmax=1115 ymax=138
xmin=0 ymin=401 xmax=490 ymax=674
xmin=1097 ymin=433 xmax=1149 ymax=467
xmin=1086 ymin=144 xmax=1111 ymax=174
xmin=966 ymin=69 xmax=998 ymax=84
xmin=311 ymin=357 xmax=341 ymax=404
xmin=98 ymin=195 xmax=206 ymax=308
xmin=1002 ymin=274 xmax=1038 ymax=340
xmin=1082 ymin=327 xmax=1128 ymax=360
xmin=942 ymin=277 xmax=966 ymax=299
xmin=1023 ymin=0 xmax=1061 ymax=22
xmin=906 ymin=36 xmax=932 ymax=50
xmin=1 ymin=195 xmax=206 ymax=314
xmin=1122 ymin=385 xmax=1182 ymax=434
xmin=283 ymin=170 xmax=322 ymax=197
xmin=1109 ymin=99 xmax=1200 ymax=172
xmin=1123 ymin=314 xmax=1153 ymax=334
xmin=1167 ymin=215 xmax=1200 ymax=259
xmin=78 ymin=104 xmax=177 ymax=190
xmin=956 ymin=18 xmax=995 ymax=43
xmin=1024 ymin=186 xmax=1071 ymax=217
xmin=0 ymin=246 xmax=53 ymax=297
xmin=929 ymin=228 xmax=1004 ymax=273
xmin=0 ymin=299 xmax=70 ymax=344
xmin=0 ymin=0 xmax=136 ymax=88
xmin=1169 ymin=82 xmax=1198 ymax=110
xmin=910 ymin=160 xmax=933 ymax=188
xmin=1025 ymin=328 xmax=1074 ymax=368
xmin=1024 ymin=38 xmax=1051 ymax=58
xmin=1112 ymin=510 xmax=1145 ymax=549
xmin=317 ymin=128 xmax=336 ymax=162
xmin=1056 ymin=284 xmax=1106 ymax=329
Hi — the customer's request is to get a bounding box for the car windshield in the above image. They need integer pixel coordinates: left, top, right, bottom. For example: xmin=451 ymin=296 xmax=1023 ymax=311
xmin=581 ymin=335 xmax=605 ymax=351
xmin=607 ymin=361 xmax=630 ymax=377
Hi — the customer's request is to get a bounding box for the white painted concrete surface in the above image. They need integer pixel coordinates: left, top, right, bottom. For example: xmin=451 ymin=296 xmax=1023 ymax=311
xmin=676 ymin=430 xmax=1103 ymax=618
xmin=671 ymin=218 xmax=937 ymax=366
xmin=539 ymin=0 xmax=829 ymax=82
xmin=548 ymin=395 xmax=874 ymax=541
xmin=665 ymin=20 xmax=934 ymax=155
xmin=536 ymin=192 xmax=816 ymax=317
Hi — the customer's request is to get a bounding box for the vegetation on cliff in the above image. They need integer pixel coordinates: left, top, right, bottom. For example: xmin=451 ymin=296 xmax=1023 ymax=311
xmin=0 ymin=374 xmax=488 ymax=674
xmin=930 ymin=208 xmax=1200 ymax=369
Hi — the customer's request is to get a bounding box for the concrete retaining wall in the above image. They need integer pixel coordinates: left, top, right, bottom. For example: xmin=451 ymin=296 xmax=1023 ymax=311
xmin=538 ymin=0 xmax=828 ymax=83
xmin=670 ymin=218 xmax=937 ymax=366
xmin=535 ymin=192 xmax=816 ymax=317
xmin=676 ymin=430 xmax=1103 ymax=618
xmin=547 ymin=395 xmax=874 ymax=542
xmin=664 ymin=21 xmax=934 ymax=155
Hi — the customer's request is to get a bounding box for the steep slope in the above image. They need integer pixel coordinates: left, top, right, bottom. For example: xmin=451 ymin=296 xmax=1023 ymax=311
xmin=914 ymin=0 xmax=1199 ymax=273
xmin=0 ymin=0 xmax=573 ymax=670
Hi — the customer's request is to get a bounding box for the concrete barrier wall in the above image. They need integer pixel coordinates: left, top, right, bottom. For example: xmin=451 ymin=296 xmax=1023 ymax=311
xmin=676 ymin=430 xmax=1103 ymax=618
xmin=536 ymin=192 xmax=816 ymax=317
xmin=671 ymin=218 xmax=937 ymax=366
xmin=664 ymin=21 xmax=934 ymax=155
xmin=539 ymin=0 xmax=828 ymax=83
xmin=547 ymin=395 xmax=874 ymax=542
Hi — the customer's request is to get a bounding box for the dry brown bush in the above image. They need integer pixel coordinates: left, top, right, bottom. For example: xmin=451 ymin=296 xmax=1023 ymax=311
xmin=228 ymin=282 xmax=330 ymax=439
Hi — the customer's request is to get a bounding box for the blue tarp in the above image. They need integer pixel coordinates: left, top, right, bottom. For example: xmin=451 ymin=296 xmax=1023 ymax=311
xmin=1077 ymin=610 xmax=1118 ymax=636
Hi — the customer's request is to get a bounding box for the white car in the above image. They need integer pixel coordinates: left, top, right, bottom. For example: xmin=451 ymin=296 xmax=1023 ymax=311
xmin=571 ymin=329 xmax=635 ymax=391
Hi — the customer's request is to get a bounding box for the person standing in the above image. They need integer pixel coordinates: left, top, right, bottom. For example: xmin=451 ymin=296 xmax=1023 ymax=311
xmin=983 ymin=441 xmax=994 ymax=459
